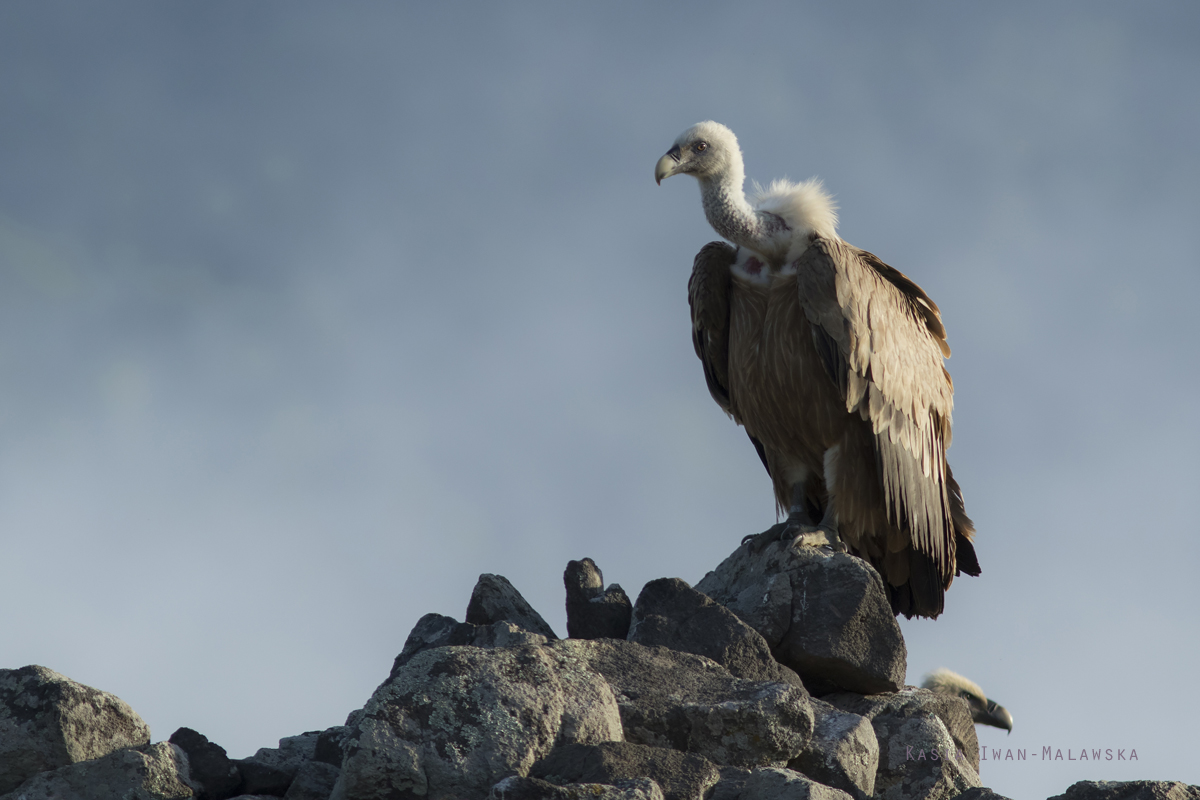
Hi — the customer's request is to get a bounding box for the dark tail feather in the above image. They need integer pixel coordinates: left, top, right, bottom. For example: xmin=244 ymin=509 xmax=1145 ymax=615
xmin=946 ymin=463 xmax=980 ymax=577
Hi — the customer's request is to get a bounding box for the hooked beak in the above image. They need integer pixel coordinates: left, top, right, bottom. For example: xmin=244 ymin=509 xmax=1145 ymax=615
xmin=655 ymin=145 xmax=683 ymax=185
xmin=980 ymin=700 xmax=1014 ymax=734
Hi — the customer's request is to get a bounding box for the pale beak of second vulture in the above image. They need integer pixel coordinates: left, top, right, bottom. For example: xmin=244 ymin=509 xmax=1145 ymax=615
xmin=985 ymin=700 xmax=1015 ymax=735
xmin=655 ymin=144 xmax=683 ymax=185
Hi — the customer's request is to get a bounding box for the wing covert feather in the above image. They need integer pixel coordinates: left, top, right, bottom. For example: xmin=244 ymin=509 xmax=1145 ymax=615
xmin=688 ymin=241 xmax=738 ymax=415
xmin=793 ymin=234 xmax=958 ymax=578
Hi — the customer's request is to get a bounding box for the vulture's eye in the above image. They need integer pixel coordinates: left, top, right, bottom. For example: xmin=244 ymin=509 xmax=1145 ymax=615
xmin=695 ymin=141 xmax=708 ymax=152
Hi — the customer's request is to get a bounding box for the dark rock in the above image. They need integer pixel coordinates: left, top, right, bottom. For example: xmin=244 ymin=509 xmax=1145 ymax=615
xmin=627 ymin=577 xmax=805 ymax=689
xmin=390 ymin=613 xmax=477 ymax=674
xmin=169 ymin=727 xmax=243 ymax=800
xmin=565 ymin=558 xmax=633 ymax=640
xmin=530 ymin=742 xmax=719 ymax=800
xmin=466 ymin=573 xmax=558 ymax=639
xmin=236 ymin=759 xmax=294 ymax=796
xmin=313 ymin=727 xmax=348 ymax=767
xmin=491 ymin=774 xmax=664 ymax=799
xmin=282 ymin=761 xmax=339 ymax=800
xmin=787 ymin=698 xmax=877 ymax=800
xmin=0 ymin=664 xmax=152 ymax=793
xmin=739 ymin=767 xmax=854 ymax=799
xmin=390 ymin=615 xmax=550 ymax=680
xmin=236 ymin=731 xmax=320 ymax=796
xmin=823 ymin=688 xmax=978 ymax=773
xmin=330 ymin=644 xmax=622 ymax=800
xmin=953 ymin=789 xmax=1015 ymax=800
xmin=1046 ymin=782 xmax=1200 ymax=800
xmin=709 ymin=767 xmax=752 ymax=800
xmin=557 ymin=638 xmax=812 ymax=768
xmin=696 ymin=540 xmax=905 ymax=695
xmin=0 ymin=741 xmax=196 ymax=799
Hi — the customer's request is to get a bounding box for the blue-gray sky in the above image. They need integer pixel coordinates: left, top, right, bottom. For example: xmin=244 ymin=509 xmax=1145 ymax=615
xmin=1 ymin=3 xmax=1197 ymax=797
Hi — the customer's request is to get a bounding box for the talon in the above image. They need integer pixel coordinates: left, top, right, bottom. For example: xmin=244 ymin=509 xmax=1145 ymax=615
xmin=742 ymin=522 xmax=789 ymax=553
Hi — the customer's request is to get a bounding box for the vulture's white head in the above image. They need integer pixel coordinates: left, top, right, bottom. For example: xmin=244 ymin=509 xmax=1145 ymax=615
xmin=655 ymin=121 xmax=744 ymax=186
xmin=922 ymin=668 xmax=1014 ymax=734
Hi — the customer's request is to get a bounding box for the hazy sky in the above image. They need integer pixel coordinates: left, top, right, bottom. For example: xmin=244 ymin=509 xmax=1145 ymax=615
xmin=2 ymin=3 xmax=1197 ymax=797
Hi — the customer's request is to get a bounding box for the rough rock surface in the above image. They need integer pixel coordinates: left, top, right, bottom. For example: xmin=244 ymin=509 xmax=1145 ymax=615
xmin=0 ymin=741 xmax=196 ymax=800
xmin=0 ymin=664 xmax=153 ymax=794
xmin=169 ymin=727 xmax=242 ymax=800
xmin=565 ymin=558 xmax=633 ymax=640
xmin=557 ymin=639 xmax=813 ymax=768
xmin=696 ymin=540 xmax=906 ymax=695
xmin=466 ymin=573 xmax=558 ymax=639
xmin=954 ymin=789 xmax=1015 ymax=800
xmin=1047 ymin=782 xmax=1200 ymax=800
xmin=314 ymin=726 xmax=349 ymax=767
xmin=739 ymin=766 xmax=855 ymax=800
xmin=530 ymin=742 xmax=719 ymax=800
xmin=817 ymin=697 xmax=979 ymax=800
xmin=283 ymin=761 xmax=340 ymax=800
xmin=492 ymin=774 xmax=664 ymax=799
xmin=389 ymin=615 xmax=549 ymax=679
xmin=235 ymin=758 xmax=293 ymax=796
xmin=787 ymin=698 xmax=877 ymax=800
xmin=823 ymin=688 xmax=979 ymax=773
xmin=627 ymin=578 xmax=805 ymax=690
xmin=234 ymin=731 xmax=321 ymax=795
xmin=330 ymin=643 xmax=622 ymax=800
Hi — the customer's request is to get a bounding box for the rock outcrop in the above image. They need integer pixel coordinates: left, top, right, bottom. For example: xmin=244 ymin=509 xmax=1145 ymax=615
xmin=331 ymin=642 xmax=623 ymax=800
xmin=565 ymin=558 xmax=634 ymax=640
xmin=2 ymin=540 xmax=1194 ymax=800
xmin=0 ymin=741 xmax=195 ymax=800
xmin=1047 ymin=782 xmax=1200 ymax=800
xmin=696 ymin=539 xmax=906 ymax=695
xmin=0 ymin=664 xmax=152 ymax=794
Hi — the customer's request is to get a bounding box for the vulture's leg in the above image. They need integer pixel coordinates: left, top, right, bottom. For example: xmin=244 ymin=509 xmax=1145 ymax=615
xmin=743 ymin=448 xmax=847 ymax=552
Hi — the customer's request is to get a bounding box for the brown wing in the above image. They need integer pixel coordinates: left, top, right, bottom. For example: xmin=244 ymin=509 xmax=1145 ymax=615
xmin=688 ymin=242 xmax=737 ymax=415
xmin=793 ymin=234 xmax=977 ymax=617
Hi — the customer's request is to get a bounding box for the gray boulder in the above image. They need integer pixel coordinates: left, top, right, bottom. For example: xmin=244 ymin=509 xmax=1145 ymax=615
xmin=236 ymin=731 xmax=321 ymax=795
xmin=953 ymin=790 xmax=1014 ymax=800
xmin=390 ymin=614 xmax=549 ymax=679
xmin=529 ymin=741 xmax=719 ymax=800
xmin=1047 ymin=782 xmax=1200 ymax=800
xmin=709 ymin=767 xmax=753 ymax=800
xmin=823 ymin=688 xmax=978 ymax=773
xmin=787 ymin=698 xmax=877 ymax=800
xmin=565 ymin=558 xmax=633 ymax=640
xmin=492 ymin=774 xmax=664 ymax=799
xmin=0 ymin=741 xmax=196 ymax=800
xmin=282 ymin=761 xmax=339 ymax=800
xmin=313 ymin=726 xmax=349 ymax=767
xmin=556 ymin=639 xmax=812 ymax=768
xmin=466 ymin=573 xmax=558 ymax=639
xmin=330 ymin=643 xmax=622 ymax=800
xmin=739 ymin=767 xmax=854 ymax=800
xmin=169 ymin=727 xmax=242 ymax=800
xmin=823 ymin=688 xmax=982 ymax=799
xmin=627 ymin=578 xmax=805 ymax=690
xmin=696 ymin=540 xmax=906 ymax=695
xmin=235 ymin=758 xmax=292 ymax=796
xmin=0 ymin=664 xmax=152 ymax=794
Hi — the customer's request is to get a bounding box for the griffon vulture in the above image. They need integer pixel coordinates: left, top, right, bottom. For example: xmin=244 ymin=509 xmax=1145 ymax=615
xmin=655 ymin=121 xmax=979 ymax=618
xmin=922 ymin=668 xmax=1014 ymax=733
